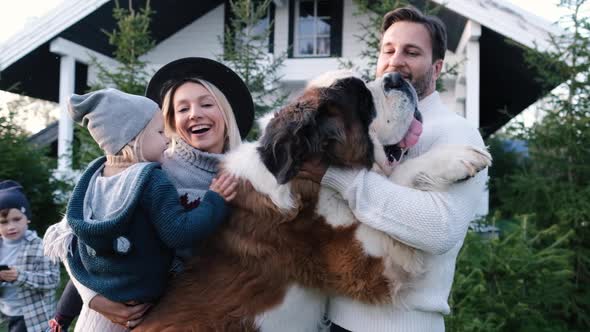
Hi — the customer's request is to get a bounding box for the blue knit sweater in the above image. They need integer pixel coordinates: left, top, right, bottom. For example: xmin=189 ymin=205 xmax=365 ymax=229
xmin=67 ymin=157 xmax=228 ymax=303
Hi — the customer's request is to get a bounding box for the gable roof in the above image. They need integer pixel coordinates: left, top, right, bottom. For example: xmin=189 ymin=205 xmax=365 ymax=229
xmin=0 ymin=0 xmax=223 ymax=100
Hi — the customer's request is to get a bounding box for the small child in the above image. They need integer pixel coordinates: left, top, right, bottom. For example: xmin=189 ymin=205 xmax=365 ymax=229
xmin=53 ymin=88 xmax=236 ymax=329
xmin=0 ymin=180 xmax=60 ymax=332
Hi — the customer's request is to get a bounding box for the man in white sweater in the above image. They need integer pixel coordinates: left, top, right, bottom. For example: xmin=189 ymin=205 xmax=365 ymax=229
xmin=303 ymin=6 xmax=488 ymax=332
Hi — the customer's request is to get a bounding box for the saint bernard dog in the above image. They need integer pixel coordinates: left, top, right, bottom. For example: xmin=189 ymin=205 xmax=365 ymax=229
xmin=136 ymin=71 xmax=491 ymax=332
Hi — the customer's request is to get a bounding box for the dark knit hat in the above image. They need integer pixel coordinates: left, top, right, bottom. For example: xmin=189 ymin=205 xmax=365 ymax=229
xmin=69 ymin=88 xmax=159 ymax=155
xmin=145 ymin=57 xmax=254 ymax=138
xmin=0 ymin=180 xmax=31 ymax=219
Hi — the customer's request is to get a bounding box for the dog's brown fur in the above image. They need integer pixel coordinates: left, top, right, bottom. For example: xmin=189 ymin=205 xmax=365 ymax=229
xmin=136 ymin=76 xmax=413 ymax=332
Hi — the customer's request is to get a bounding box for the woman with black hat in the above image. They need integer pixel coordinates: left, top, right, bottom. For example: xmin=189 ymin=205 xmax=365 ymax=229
xmin=45 ymin=58 xmax=254 ymax=332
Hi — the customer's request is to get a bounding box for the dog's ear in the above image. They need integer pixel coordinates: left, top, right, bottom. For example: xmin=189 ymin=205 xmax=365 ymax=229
xmin=258 ymin=98 xmax=323 ymax=184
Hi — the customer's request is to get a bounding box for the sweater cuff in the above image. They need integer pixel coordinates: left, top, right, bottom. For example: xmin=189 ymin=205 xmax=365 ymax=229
xmin=203 ymin=190 xmax=226 ymax=208
xmin=202 ymin=190 xmax=229 ymax=219
xmin=321 ymin=167 xmax=362 ymax=196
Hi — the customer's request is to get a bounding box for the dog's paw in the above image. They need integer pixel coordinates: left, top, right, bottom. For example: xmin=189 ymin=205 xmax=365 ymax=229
xmin=398 ymin=145 xmax=491 ymax=191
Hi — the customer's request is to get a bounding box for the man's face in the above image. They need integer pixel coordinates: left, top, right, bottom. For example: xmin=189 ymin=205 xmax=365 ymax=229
xmin=376 ymin=21 xmax=443 ymax=99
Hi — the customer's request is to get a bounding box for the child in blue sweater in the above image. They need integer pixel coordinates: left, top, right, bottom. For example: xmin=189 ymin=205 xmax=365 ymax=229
xmin=63 ymin=88 xmax=237 ymax=306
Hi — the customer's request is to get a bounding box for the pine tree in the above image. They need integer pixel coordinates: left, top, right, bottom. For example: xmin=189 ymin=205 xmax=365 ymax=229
xmin=485 ymin=0 xmax=590 ymax=329
xmin=0 ymin=102 xmax=70 ymax=233
xmin=446 ymin=216 xmax=574 ymax=332
xmin=221 ymin=0 xmax=287 ymax=138
xmin=74 ymin=0 xmax=155 ymax=168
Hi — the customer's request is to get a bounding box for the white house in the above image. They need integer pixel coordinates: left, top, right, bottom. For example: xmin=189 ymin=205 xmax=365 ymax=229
xmin=0 ymin=0 xmax=564 ymax=215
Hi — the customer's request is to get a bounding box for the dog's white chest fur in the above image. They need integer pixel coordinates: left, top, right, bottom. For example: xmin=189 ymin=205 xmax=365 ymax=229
xmin=255 ymin=285 xmax=327 ymax=332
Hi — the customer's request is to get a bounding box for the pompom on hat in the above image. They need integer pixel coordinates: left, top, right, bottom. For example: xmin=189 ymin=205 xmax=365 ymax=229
xmin=68 ymin=88 xmax=159 ymax=155
xmin=0 ymin=180 xmax=31 ymax=219
xmin=145 ymin=57 xmax=254 ymax=138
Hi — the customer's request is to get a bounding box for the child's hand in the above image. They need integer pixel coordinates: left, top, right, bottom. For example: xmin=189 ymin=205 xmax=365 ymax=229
xmin=0 ymin=267 xmax=18 ymax=282
xmin=210 ymin=172 xmax=239 ymax=202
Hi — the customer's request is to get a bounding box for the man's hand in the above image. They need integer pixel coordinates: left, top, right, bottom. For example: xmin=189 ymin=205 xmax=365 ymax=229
xmin=89 ymin=295 xmax=151 ymax=329
xmin=210 ymin=172 xmax=239 ymax=202
xmin=0 ymin=267 xmax=18 ymax=282
xmin=299 ymin=159 xmax=328 ymax=183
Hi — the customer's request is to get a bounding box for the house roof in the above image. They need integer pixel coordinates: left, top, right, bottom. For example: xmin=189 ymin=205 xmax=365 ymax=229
xmin=0 ymin=0 xmax=223 ymax=99
xmin=0 ymin=0 xmax=565 ymax=137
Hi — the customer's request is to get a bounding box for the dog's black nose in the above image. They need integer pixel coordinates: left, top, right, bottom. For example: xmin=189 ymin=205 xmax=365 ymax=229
xmin=383 ymin=72 xmax=404 ymax=91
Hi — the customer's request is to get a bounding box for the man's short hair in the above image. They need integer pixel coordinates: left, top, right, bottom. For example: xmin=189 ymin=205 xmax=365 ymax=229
xmin=381 ymin=6 xmax=447 ymax=62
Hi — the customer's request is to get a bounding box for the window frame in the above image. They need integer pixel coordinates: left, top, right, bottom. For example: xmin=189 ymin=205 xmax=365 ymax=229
xmin=288 ymin=0 xmax=343 ymax=59
xmin=294 ymin=0 xmax=331 ymax=57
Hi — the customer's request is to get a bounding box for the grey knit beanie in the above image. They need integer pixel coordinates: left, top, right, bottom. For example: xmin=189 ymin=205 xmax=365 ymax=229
xmin=68 ymin=88 xmax=159 ymax=155
xmin=0 ymin=180 xmax=31 ymax=219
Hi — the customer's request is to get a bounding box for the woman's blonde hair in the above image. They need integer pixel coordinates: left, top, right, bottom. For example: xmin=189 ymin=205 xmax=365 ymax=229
xmin=161 ymin=78 xmax=241 ymax=153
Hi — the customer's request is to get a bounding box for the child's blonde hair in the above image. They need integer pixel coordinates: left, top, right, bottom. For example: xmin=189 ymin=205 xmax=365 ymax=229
xmin=111 ymin=126 xmax=148 ymax=163
xmin=161 ymin=78 xmax=241 ymax=152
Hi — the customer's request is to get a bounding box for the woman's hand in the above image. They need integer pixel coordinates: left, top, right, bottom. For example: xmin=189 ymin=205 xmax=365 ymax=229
xmin=210 ymin=172 xmax=239 ymax=202
xmin=89 ymin=295 xmax=151 ymax=329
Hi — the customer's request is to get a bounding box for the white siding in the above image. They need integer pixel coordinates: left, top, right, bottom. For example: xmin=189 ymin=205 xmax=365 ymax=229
xmin=141 ymin=4 xmax=225 ymax=66
xmin=274 ymin=1 xmax=290 ymax=56
xmin=273 ymin=0 xmax=371 ymax=84
xmin=341 ymin=0 xmax=370 ymax=59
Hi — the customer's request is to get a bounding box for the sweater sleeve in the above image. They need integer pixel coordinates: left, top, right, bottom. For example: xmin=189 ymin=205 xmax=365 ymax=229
xmin=143 ymin=169 xmax=229 ymax=249
xmin=322 ymin=167 xmax=487 ymax=255
xmin=321 ymin=117 xmax=488 ymax=255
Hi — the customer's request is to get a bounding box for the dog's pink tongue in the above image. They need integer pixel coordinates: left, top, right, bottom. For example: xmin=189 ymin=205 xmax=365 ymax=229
xmin=399 ymin=118 xmax=423 ymax=148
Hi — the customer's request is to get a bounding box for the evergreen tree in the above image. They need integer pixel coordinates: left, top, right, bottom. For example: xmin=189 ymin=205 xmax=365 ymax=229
xmin=221 ymin=0 xmax=287 ymax=138
xmin=75 ymin=0 xmax=155 ymax=168
xmin=446 ymin=216 xmax=574 ymax=332
xmin=495 ymin=1 xmax=590 ymax=329
xmin=0 ymin=103 xmax=70 ymax=233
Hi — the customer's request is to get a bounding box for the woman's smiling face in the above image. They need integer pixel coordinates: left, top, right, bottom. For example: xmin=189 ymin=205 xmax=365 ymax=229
xmin=173 ymin=82 xmax=226 ymax=153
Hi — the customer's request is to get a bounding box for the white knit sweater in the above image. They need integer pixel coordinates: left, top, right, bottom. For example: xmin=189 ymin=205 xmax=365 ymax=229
xmin=322 ymin=91 xmax=488 ymax=332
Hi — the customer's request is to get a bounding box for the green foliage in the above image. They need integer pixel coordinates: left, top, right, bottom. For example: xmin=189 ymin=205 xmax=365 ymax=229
xmin=452 ymin=1 xmax=590 ymax=330
xmin=496 ymin=1 xmax=590 ymax=328
xmin=484 ymin=135 xmax=528 ymax=212
xmin=0 ymin=107 xmax=70 ymax=234
xmin=75 ymin=0 xmax=156 ymax=168
xmin=447 ymin=216 xmax=575 ymax=332
xmin=221 ymin=0 xmax=288 ymax=139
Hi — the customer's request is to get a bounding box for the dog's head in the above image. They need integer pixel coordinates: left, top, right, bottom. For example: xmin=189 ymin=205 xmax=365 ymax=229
xmin=258 ymin=70 xmax=420 ymax=184
xmin=367 ymin=72 xmax=422 ymax=175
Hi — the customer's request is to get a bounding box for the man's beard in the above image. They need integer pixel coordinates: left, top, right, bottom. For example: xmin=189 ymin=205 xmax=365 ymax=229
xmin=409 ymin=66 xmax=434 ymax=99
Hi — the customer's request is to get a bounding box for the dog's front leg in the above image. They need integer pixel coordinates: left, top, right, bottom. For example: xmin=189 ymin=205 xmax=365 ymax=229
xmin=389 ymin=144 xmax=491 ymax=191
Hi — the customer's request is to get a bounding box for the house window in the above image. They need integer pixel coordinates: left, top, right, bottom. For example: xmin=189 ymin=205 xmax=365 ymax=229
xmin=296 ymin=0 xmax=331 ymax=56
xmin=289 ymin=0 xmax=343 ymax=58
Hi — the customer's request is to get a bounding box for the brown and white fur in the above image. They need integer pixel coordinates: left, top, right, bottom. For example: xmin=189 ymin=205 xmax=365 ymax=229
xmin=136 ymin=72 xmax=491 ymax=332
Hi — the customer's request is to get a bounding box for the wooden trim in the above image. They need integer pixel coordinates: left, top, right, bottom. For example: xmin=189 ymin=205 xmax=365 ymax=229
xmin=330 ymin=0 xmax=343 ymax=57
xmin=269 ymin=2 xmax=276 ymax=53
xmin=0 ymin=0 xmax=110 ymax=71
xmin=288 ymin=0 xmax=295 ymax=58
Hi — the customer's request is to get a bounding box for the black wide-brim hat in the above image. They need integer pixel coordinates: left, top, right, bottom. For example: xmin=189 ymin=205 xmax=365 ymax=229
xmin=146 ymin=57 xmax=254 ymax=138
